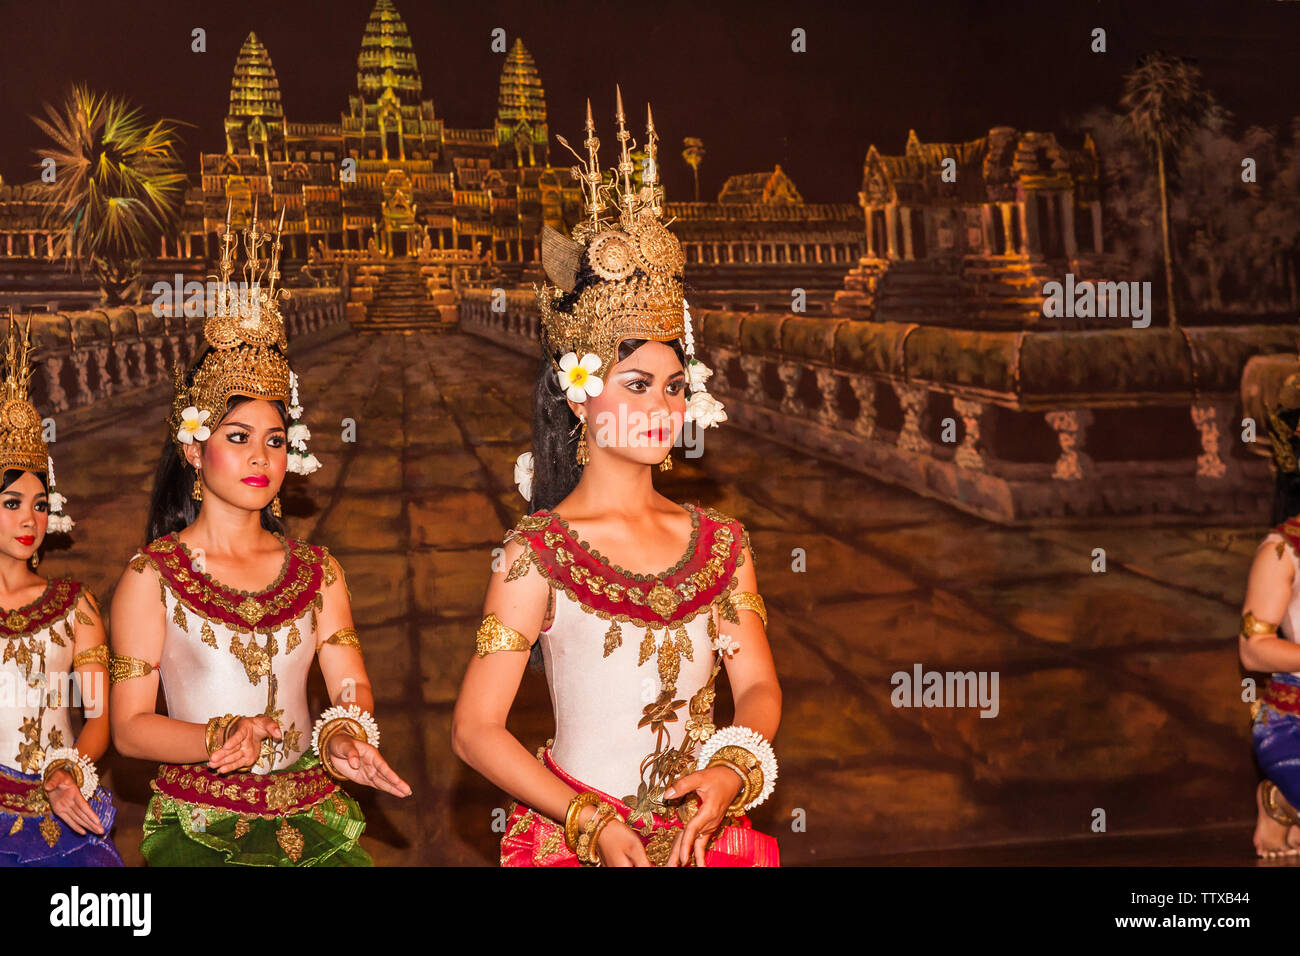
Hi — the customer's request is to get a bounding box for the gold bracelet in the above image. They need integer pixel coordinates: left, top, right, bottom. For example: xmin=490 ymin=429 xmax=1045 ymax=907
xmin=317 ymin=717 xmax=365 ymax=780
xmin=729 ymin=592 xmax=768 ymax=629
xmin=475 ymin=613 xmax=531 ymax=657
xmin=587 ymin=807 xmax=618 ymax=866
xmin=42 ymin=758 xmax=82 ymax=790
xmin=577 ymin=801 xmax=614 ymax=864
xmin=708 ymin=758 xmax=752 ymax=814
xmin=1241 ymin=611 xmax=1279 ymax=639
xmin=205 ymin=717 xmax=218 ymax=756
xmin=564 ymin=791 xmax=601 ymax=852
xmin=711 ymin=745 xmax=764 ymax=813
xmin=205 ymin=714 xmax=238 ymax=756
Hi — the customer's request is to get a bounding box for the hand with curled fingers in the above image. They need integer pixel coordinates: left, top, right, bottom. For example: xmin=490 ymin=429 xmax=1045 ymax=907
xmin=322 ymin=730 xmax=412 ymax=798
xmin=43 ymin=768 xmax=105 ymax=837
xmin=593 ymin=814 xmax=653 ymax=867
xmin=207 ymin=714 xmax=281 ymax=774
xmin=663 ymin=766 xmax=745 ymax=867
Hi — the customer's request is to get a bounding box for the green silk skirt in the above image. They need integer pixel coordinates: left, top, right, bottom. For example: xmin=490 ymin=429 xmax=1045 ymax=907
xmin=140 ymin=750 xmax=372 ymax=867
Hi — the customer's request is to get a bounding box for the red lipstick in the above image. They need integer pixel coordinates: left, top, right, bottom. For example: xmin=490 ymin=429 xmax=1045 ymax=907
xmin=242 ymin=476 xmax=270 ymax=487
xmin=15 ymin=535 xmax=34 ymax=546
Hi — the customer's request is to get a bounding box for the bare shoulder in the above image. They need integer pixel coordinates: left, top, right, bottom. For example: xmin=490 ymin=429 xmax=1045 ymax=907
xmin=111 ymin=549 xmax=163 ymax=609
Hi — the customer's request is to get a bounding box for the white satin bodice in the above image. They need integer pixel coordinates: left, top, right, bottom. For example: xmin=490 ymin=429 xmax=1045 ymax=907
xmin=136 ymin=538 xmax=323 ymax=774
xmin=541 ymin=590 xmax=717 ymax=801
xmin=0 ymin=582 xmax=80 ymax=775
xmin=1262 ymin=530 xmax=1300 ymax=678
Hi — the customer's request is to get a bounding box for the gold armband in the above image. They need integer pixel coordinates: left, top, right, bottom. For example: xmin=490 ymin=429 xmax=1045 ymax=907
xmin=729 ymin=592 xmax=768 ymax=629
xmin=475 ymin=613 xmax=531 ymax=657
xmin=72 ymin=644 xmax=110 ymax=669
xmin=108 ymin=653 xmax=157 ymax=684
xmin=1241 ymin=611 xmax=1279 ymax=639
xmin=323 ymin=626 xmax=361 ymax=649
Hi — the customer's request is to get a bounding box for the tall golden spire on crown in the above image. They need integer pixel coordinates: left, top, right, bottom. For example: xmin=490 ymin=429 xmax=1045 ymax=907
xmin=1 ymin=316 xmax=35 ymax=407
xmin=537 ymin=91 xmax=687 ymax=381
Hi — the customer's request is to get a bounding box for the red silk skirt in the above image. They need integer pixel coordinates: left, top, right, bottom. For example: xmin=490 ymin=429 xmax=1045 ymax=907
xmin=499 ymin=748 xmax=779 ymax=867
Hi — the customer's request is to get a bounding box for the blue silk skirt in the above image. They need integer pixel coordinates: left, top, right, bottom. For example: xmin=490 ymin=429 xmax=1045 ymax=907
xmin=0 ymin=762 xmax=123 ymax=866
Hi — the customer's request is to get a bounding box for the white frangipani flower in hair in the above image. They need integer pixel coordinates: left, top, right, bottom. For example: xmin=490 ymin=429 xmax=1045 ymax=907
xmin=176 ymin=407 xmax=211 ymax=444
xmin=556 ymin=352 xmax=604 ymax=403
xmin=514 ymin=452 xmax=534 ymax=502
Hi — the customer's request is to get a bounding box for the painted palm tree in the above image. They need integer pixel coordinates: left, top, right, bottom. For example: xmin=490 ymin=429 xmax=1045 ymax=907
xmin=1119 ymin=52 xmax=1212 ymax=328
xmin=682 ymin=137 xmax=706 ymax=202
xmin=31 ymin=85 xmax=187 ymax=305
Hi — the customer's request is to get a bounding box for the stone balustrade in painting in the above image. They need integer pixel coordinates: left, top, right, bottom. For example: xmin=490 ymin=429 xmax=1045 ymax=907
xmin=460 ymin=287 xmax=1294 ymax=522
xmin=14 ymin=288 xmax=348 ymax=417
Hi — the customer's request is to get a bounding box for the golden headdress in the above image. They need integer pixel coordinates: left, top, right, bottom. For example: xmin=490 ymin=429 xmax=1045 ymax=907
xmin=0 ymin=318 xmax=47 ymax=476
xmin=0 ymin=316 xmax=73 ymax=531
xmin=1267 ymin=367 xmax=1300 ymax=474
xmin=537 ymin=89 xmax=685 ymax=381
xmin=169 ymin=204 xmax=318 ymax=474
xmin=511 ymin=90 xmax=727 ymax=501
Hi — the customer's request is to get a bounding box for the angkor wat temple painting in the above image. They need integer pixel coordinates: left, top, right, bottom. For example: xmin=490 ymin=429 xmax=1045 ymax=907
xmin=0 ymin=0 xmax=1298 ymax=886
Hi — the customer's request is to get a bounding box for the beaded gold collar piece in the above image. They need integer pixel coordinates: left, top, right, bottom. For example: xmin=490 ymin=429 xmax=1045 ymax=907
xmin=536 ymin=89 xmax=685 ymax=380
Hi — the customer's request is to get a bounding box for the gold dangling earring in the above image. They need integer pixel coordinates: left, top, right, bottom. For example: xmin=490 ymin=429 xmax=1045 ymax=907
xmin=271 ymin=496 xmax=282 ymax=518
xmin=192 ymin=474 xmax=203 ymax=501
xmin=576 ymin=418 xmax=589 ymax=467
xmin=659 ymin=452 xmax=673 ymax=472
xmin=29 ymin=553 xmax=38 ymax=570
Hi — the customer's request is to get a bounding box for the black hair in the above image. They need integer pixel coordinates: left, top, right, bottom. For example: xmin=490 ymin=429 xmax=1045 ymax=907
xmin=145 ymin=363 xmax=289 ymax=544
xmin=0 ymin=469 xmax=47 ymax=493
xmin=1275 ymin=407 xmax=1300 ymax=525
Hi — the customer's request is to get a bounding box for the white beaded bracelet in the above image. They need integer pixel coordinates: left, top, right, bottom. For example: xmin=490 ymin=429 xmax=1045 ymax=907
xmin=40 ymin=748 xmax=99 ymax=802
xmin=696 ymin=725 xmax=778 ymax=811
xmin=311 ymin=704 xmax=380 ymax=756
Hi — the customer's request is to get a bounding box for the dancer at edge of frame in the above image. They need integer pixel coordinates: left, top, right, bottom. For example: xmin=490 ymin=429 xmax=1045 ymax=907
xmin=452 ymin=92 xmax=782 ymax=867
xmin=0 ymin=317 xmax=121 ymax=866
xmin=1239 ymin=365 xmax=1300 ymax=857
xmin=108 ymin=207 xmax=410 ymax=866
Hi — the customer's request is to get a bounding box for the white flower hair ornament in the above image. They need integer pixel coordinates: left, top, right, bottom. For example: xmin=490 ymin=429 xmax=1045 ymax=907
xmin=556 ymin=352 xmax=603 ymax=403
xmin=681 ymin=299 xmax=726 ymax=429
xmin=285 ymin=371 xmax=321 ymax=475
xmin=176 ymin=406 xmax=211 ymax=445
xmin=45 ymin=455 xmax=73 ymax=533
xmin=514 ymin=452 xmax=534 ymax=503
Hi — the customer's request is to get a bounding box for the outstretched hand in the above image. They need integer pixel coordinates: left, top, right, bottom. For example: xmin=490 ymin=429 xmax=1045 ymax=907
xmin=43 ymin=768 xmax=104 ymax=836
xmin=325 ymin=732 xmax=412 ymax=798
